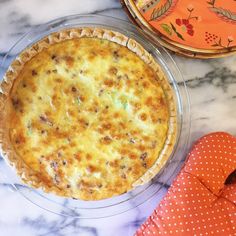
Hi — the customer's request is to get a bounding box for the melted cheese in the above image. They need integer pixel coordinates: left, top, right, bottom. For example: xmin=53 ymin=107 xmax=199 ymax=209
xmin=8 ymin=38 xmax=169 ymax=200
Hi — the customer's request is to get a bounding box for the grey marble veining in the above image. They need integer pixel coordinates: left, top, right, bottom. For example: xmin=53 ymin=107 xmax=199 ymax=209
xmin=0 ymin=0 xmax=236 ymax=236
xmin=0 ymin=0 xmax=122 ymax=52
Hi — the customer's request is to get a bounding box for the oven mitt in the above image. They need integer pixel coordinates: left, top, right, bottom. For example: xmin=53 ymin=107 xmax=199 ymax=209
xmin=135 ymin=132 xmax=236 ymax=235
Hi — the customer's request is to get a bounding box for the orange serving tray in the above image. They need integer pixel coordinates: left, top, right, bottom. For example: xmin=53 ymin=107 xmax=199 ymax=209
xmin=121 ymin=0 xmax=236 ymax=58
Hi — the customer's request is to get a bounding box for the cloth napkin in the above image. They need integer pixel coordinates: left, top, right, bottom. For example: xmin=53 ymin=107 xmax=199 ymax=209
xmin=135 ymin=132 xmax=236 ymax=235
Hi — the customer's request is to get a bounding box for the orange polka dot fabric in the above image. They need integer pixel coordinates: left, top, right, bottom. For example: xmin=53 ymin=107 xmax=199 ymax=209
xmin=135 ymin=132 xmax=236 ymax=236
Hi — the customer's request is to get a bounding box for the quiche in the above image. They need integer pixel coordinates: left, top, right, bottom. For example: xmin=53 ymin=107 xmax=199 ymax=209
xmin=0 ymin=28 xmax=177 ymax=200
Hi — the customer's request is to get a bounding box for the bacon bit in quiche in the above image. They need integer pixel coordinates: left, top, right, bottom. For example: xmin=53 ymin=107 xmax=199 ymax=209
xmin=39 ymin=115 xmax=53 ymax=126
xmin=50 ymin=161 xmax=58 ymax=170
xmin=64 ymin=137 xmax=71 ymax=144
xmin=100 ymin=136 xmax=112 ymax=144
xmin=143 ymin=163 xmax=147 ymax=168
xmin=98 ymin=183 xmax=103 ymax=188
xmin=130 ymin=138 xmax=136 ymax=144
xmin=51 ymin=55 xmax=60 ymax=63
xmin=15 ymin=139 xmax=20 ymax=144
xmin=124 ymin=74 xmax=129 ymax=80
xmin=46 ymin=70 xmax=51 ymax=75
xmin=104 ymin=79 xmax=114 ymax=87
xmin=62 ymin=160 xmax=67 ymax=166
xmin=140 ymin=113 xmax=147 ymax=121
xmin=57 ymin=151 xmax=62 ymax=158
xmin=121 ymin=173 xmax=127 ymax=179
xmin=108 ymin=67 xmax=118 ymax=75
xmin=78 ymin=118 xmax=89 ymax=128
xmin=117 ymin=75 xmax=122 ymax=80
xmin=31 ymin=70 xmax=38 ymax=76
xmin=66 ymin=184 xmax=71 ymax=188
xmin=54 ymin=174 xmax=60 ymax=184
xmin=140 ymin=152 xmax=148 ymax=161
xmin=71 ymin=86 xmax=77 ymax=92
xmin=11 ymin=98 xmax=21 ymax=110
xmin=98 ymin=88 xmax=104 ymax=96
xmin=22 ymin=83 xmax=27 ymax=88
xmin=113 ymin=50 xmax=119 ymax=60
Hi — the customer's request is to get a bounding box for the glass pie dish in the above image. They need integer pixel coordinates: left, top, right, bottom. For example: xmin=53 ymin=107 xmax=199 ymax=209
xmin=0 ymin=14 xmax=190 ymax=218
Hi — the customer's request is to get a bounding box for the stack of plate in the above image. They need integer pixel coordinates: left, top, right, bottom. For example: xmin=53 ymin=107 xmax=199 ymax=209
xmin=121 ymin=0 xmax=236 ymax=58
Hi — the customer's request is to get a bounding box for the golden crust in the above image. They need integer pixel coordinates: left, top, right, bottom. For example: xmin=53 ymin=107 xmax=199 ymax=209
xmin=0 ymin=27 xmax=177 ymax=200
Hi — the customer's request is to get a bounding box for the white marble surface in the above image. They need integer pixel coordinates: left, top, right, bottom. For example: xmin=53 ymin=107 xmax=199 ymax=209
xmin=0 ymin=0 xmax=236 ymax=235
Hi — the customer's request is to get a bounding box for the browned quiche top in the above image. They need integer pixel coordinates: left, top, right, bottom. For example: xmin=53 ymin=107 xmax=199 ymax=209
xmin=0 ymin=29 xmax=176 ymax=200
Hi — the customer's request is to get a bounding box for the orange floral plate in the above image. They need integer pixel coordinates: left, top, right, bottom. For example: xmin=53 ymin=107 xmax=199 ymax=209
xmin=121 ymin=0 xmax=236 ymax=58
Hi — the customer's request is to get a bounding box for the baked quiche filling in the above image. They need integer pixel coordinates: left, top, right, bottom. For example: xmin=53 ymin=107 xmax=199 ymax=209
xmin=4 ymin=33 xmax=173 ymax=200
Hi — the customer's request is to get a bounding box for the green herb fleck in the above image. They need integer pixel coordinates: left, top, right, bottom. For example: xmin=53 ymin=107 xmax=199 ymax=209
xmin=123 ymin=101 xmax=128 ymax=110
xmin=76 ymin=97 xmax=81 ymax=104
